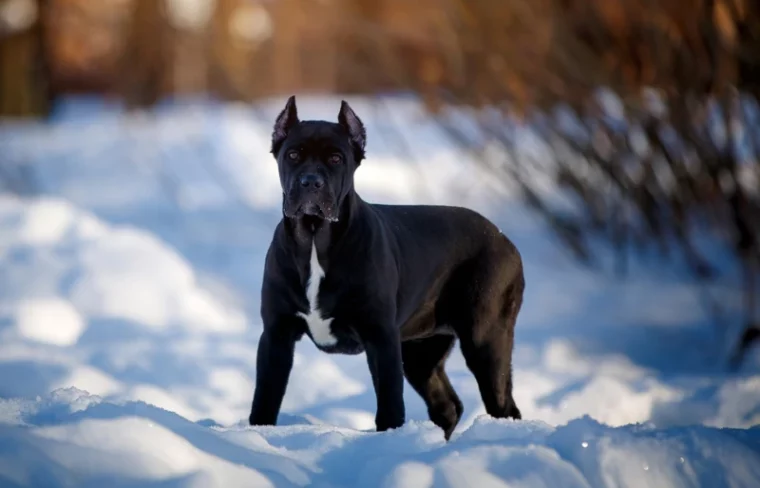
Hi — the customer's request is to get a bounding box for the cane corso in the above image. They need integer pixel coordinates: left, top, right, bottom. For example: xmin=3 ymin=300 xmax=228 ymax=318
xmin=249 ymin=96 xmax=524 ymax=440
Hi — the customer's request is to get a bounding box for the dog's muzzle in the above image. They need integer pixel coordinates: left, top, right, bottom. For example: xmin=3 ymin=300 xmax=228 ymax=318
xmin=284 ymin=173 xmax=338 ymax=222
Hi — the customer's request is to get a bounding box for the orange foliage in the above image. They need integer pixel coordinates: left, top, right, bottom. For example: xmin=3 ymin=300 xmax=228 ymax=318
xmin=417 ymin=0 xmax=760 ymax=113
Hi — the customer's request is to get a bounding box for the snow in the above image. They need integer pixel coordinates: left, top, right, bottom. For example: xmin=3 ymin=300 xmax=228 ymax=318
xmin=1 ymin=389 xmax=758 ymax=488
xmin=0 ymin=95 xmax=759 ymax=487
xmin=14 ymin=298 xmax=85 ymax=347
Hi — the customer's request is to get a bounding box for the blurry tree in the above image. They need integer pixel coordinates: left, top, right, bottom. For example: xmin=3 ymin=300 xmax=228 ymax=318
xmin=0 ymin=0 xmax=47 ymax=117
xmin=120 ymin=0 xmax=216 ymax=107
xmin=42 ymin=0 xmax=132 ymax=104
xmin=210 ymin=0 xmax=272 ymax=101
xmin=119 ymin=0 xmax=169 ymax=107
xmin=165 ymin=0 xmax=215 ymax=97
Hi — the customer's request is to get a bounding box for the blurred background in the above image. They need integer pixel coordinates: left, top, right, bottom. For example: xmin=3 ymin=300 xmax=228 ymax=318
xmin=1 ymin=0 xmax=760 ymax=431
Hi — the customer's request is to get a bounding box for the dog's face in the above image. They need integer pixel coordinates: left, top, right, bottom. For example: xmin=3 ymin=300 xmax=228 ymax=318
xmin=271 ymin=96 xmax=366 ymax=222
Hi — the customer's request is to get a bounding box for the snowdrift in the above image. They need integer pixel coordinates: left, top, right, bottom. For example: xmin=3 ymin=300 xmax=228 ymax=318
xmin=2 ymin=388 xmax=759 ymax=488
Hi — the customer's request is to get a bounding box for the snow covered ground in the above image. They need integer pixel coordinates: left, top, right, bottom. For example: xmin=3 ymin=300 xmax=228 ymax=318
xmin=0 ymin=95 xmax=759 ymax=487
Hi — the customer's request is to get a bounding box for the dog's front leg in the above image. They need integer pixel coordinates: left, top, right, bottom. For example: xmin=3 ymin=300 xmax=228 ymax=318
xmin=362 ymin=324 xmax=406 ymax=432
xmin=249 ymin=325 xmax=298 ymax=426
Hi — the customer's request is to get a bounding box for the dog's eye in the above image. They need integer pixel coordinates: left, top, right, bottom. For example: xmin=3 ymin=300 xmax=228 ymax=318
xmin=328 ymin=154 xmax=342 ymax=164
xmin=287 ymin=150 xmax=299 ymax=161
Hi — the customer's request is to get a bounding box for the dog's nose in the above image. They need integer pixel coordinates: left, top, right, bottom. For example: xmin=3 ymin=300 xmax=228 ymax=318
xmin=299 ymin=174 xmax=324 ymax=189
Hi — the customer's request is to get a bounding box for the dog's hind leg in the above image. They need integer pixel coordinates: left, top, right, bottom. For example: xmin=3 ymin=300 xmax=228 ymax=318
xmin=402 ymin=334 xmax=463 ymax=440
xmin=458 ymin=325 xmax=521 ymax=420
xmin=453 ymin=262 xmax=523 ymax=421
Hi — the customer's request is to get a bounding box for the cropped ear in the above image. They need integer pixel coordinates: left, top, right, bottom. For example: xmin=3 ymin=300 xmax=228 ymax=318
xmin=271 ymin=95 xmax=299 ymax=155
xmin=338 ymin=100 xmax=366 ymax=163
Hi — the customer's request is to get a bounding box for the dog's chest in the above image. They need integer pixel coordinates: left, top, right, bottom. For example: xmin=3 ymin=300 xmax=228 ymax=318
xmin=298 ymin=242 xmax=338 ymax=347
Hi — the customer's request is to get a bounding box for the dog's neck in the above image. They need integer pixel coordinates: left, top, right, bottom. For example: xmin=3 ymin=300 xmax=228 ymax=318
xmin=284 ymin=190 xmax=365 ymax=260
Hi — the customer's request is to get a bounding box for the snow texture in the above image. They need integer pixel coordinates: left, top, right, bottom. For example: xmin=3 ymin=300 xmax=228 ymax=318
xmin=1 ymin=388 xmax=759 ymax=488
xmin=0 ymin=95 xmax=759 ymax=487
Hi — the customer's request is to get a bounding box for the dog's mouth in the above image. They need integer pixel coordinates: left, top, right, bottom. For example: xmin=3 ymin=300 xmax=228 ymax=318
xmin=285 ymin=200 xmax=339 ymax=222
xmin=299 ymin=202 xmax=332 ymax=220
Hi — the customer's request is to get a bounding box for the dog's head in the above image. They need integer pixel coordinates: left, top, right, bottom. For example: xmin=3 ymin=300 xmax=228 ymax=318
xmin=271 ymin=96 xmax=366 ymax=222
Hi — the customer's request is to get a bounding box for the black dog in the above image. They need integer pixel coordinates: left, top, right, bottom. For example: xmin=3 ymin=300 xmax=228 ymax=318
xmin=249 ymin=96 xmax=524 ymax=440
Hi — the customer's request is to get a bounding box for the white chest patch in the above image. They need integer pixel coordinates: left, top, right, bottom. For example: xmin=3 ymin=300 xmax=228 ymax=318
xmin=297 ymin=242 xmax=338 ymax=346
